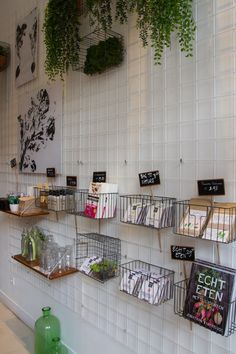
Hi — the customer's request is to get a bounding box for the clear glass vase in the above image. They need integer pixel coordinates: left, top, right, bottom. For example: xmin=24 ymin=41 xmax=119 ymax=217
xmin=34 ymin=307 xmax=61 ymax=354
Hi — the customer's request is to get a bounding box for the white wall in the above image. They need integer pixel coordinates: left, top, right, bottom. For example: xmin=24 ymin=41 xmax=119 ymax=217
xmin=0 ymin=0 xmax=236 ymax=353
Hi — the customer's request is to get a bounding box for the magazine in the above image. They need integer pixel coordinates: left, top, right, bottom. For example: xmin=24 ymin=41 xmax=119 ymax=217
xmin=183 ymin=259 xmax=236 ymax=335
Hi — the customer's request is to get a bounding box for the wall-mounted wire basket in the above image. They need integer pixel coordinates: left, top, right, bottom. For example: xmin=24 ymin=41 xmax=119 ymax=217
xmin=120 ymin=194 xmax=176 ymax=229
xmin=0 ymin=41 xmax=10 ymax=72
xmin=72 ymin=28 xmax=124 ymax=74
xmin=174 ymin=279 xmax=236 ymax=337
xmin=76 ymin=232 xmax=121 ymax=283
xmin=173 ymin=200 xmax=236 ymax=243
xmin=68 ymin=189 xmax=117 ymax=219
xmin=120 ymin=260 xmax=174 ymax=306
xmin=34 ymin=186 xmax=75 ymax=212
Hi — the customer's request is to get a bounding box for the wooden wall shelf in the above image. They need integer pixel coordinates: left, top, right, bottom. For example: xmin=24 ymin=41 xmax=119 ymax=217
xmin=12 ymin=254 xmax=78 ymax=280
xmin=1 ymin=210 xmax=49 ymax=217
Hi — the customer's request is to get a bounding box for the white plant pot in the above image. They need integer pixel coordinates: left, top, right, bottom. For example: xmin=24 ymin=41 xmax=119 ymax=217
xmin=10 ymin=204 xmax=19 ymax=213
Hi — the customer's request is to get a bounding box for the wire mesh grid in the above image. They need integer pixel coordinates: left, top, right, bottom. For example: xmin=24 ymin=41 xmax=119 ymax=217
xmin=173 ymin=200 xmax=236 ymax=243
xmin=68 ymin=189 xmax=117 ymax=219
xmin=34 ymin=186 xmax=75 ymax=212
xmin=76 ymin=232 xmax=121 ymax=283
xmin=72 ymin=28 xmax=123 ymax=73
xmin=174 ymin=279 xmax=236 ymax=337
xmin=120 ymin=194 xmax=176 ymax=229
xmin=120 ymin=260 xmax=174 ymax=306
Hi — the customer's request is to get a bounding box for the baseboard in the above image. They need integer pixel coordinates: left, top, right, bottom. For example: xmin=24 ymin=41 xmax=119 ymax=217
xmin=0 ymin=290 xmax=35 ymax=329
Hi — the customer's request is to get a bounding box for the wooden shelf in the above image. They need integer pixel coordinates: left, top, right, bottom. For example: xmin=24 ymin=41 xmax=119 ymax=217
xmin=1 ymin=210 xmax=49 ymax=217
xmin=12 ymin=254 xmax=79 ymax=280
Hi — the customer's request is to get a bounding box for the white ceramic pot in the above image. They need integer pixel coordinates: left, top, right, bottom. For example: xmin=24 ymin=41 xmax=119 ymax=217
xmin=10 ymin=204 xmax=19 ymax=213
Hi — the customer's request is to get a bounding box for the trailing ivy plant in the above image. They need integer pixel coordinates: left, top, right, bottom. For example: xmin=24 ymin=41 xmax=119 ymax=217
xmin=43 ymin=0 xmax=81 ymax=80
xmin=86 ymin=0 xmax=196 ymax=64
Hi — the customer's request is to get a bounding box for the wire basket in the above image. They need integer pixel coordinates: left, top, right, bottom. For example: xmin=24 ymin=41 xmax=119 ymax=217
xmin=34 ymin=186 xmax=75 ymax=212
xmin=173 ymin=200 xmax=236 ymax=243
xmin=174 ymin=279 xmax=236 ymax=337
xmin=76 ymin=232 xmax=121 ymax=283
xmin=0 ymin=41 xmax=10 ymax=72
xmin=120 ymin=260 xmax=174 ymax=306
xmin=68 ymin=189 xmax=117 ymax=219
xmin=72 ymin=28 xmax=123 ymax=74
xmin=120 ymin=194 xmax=176 ymax=229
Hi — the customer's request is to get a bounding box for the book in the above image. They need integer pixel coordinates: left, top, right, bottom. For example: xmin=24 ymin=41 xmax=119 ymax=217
xmin=183 ymin=259 xmax=236 ymax=335
xmin=202 ymin=202 xmax=236 ymax=243
xmin=84 ymin=182 xmax=118 ymax=218
xmin=178 ymin=198 xmax=211 ymax=237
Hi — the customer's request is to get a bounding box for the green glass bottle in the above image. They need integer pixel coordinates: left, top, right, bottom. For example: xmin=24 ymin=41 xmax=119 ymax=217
xmin=34 ymin=307 xmax=61 ymax=354
xmin=50 ymin=337 xmax=68 ymax=354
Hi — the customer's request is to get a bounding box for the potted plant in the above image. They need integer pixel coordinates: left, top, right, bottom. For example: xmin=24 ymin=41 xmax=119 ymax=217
xmin=8 ymin=194 xmax=20 ymax=213
xmin=90 ymin=259 xmax=117 ymax=281
xmin=0 ymin=43 xmax=10 ymax=72
xmin=43 ymin=0 xmax=81 ymax=80
xmin=83 ymin=35 xmax=124 ymax=75
xmin=86 ymin=0 xmax=196 ymax=64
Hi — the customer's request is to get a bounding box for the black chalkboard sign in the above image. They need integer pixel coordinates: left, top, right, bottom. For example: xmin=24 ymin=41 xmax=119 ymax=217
xmin=198 ymin=179 xmax=225 ymax=196
xmin=46 ymin=167 xmax=56 ymax=178
xmin=93 ymin=171 xmax=106 ymax=183
xmin=10 ymin=158 xmax=17 ymax=168
xmin=66 ymin=176 xmax=77 ymax=187
xmin=171 ymin=245 xmax=195 ymax=261
xmin=139 ymin=170 xmax=160 ymax=187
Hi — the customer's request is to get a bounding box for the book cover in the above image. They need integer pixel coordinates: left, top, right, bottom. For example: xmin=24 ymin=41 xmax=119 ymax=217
xmin=183 ymin=260 xmax=236 ymax=335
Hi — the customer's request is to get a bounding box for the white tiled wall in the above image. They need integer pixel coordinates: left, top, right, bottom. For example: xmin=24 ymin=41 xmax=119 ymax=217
xmin=1 ymin=0 xmax=236 ymax=353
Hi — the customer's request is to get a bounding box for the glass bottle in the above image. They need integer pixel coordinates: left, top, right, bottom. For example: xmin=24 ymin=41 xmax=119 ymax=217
xmin=50 ymin=337 xmax=68 ymax=354
xmin=34 ymin=307 xmax=61 ymax=354
xmin=21 ymin=229 xmax=28 ymax=258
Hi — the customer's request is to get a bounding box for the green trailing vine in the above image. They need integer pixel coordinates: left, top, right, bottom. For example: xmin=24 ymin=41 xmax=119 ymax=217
xmin=86 ymin=0 xmax=196 ymax=64
xmin=43 ymin=0 xmax=80 ymax=80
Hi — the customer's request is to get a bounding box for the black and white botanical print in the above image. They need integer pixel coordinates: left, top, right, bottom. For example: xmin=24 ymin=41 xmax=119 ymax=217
xmin=15 ymin=8 xmax=38 ymax=87
xmin=18 ymin=84 xmax=62 ymax=173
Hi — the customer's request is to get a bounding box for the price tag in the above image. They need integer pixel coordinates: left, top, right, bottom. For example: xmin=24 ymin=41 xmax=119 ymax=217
xmin=93 ymin=171 xmax=106 ymax=183
xmin=171 ymin=245 xmax=195 ymax=261
xmin=198 ymin=179 xmax=225 ymax=196
xmin=66 ymin=176 xmax=77 ymax=187
xmin=46 ymin=167 xmax=56 ymax=178
xmin=139 ymin=170 xmax=160 ymax=187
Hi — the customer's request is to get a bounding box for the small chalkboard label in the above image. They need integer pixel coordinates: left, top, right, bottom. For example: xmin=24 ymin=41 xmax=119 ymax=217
xmin=10 ymin=158 xmax=17 ymax=168
xmin=66 ymin=176 xmax=77 ymax=187
xmin=93 ymin=171 xmax=106 ymax=183
xmin=46 ymin=167 xmax=56 ymax=178
xmin=171 ymin=245 xmax=195 ymax=261
xmin=139 ymin=170 xmax=160 ymax=187
xmin=198 ymin=179 xmax=225 ymax=196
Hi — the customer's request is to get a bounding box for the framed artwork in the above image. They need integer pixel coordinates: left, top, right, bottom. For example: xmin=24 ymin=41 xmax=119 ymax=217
xmin=15 ymin=8 xmax=38 ymax=87
xmin=18 ymin=83 xmax=62 ymax=173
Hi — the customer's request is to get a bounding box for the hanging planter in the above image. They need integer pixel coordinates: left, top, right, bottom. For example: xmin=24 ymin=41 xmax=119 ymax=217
xmin=72 ymin=29 xmax=124 ymax=75
xmin=0 ymin=41 xmax=10 ymax=72
xmin=85 ymin=0 xmax=196 ymax=64
xmin=43 ymin=0 xmax=81 ymax=80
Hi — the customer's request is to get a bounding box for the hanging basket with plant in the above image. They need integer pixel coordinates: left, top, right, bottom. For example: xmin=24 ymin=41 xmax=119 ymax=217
xmin=85 ymin=0 xmax=196 ymax=64
xmin=43 ymin=0 xmax=81 ymax=80
xmin=0 ymin=41 xmax=10 ymax=72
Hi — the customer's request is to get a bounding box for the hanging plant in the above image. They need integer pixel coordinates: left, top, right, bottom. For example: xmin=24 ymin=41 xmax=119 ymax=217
xmin=43 ymin=0 xmax=81 ymax=80
xmin=86 ymin=0 xmax=196 ymax=64
xmin=83 ymin=35 xmax=124 ymax=75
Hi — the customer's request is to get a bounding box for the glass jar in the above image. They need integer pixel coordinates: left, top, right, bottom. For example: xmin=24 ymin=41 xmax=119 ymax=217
xmin=50 ymin=337 xmax=68 ymax=354
xmin=34 ymin=307 xmax=61 ymax=354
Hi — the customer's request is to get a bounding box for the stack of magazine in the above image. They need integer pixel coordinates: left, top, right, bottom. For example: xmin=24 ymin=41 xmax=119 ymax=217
xmin=183 ymin=259 xmax=236 ymax=335
xmin=123 ymin=201 xmax=173 ymax=228
xmin=120 ymin=268 xmax=171 ymax=305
